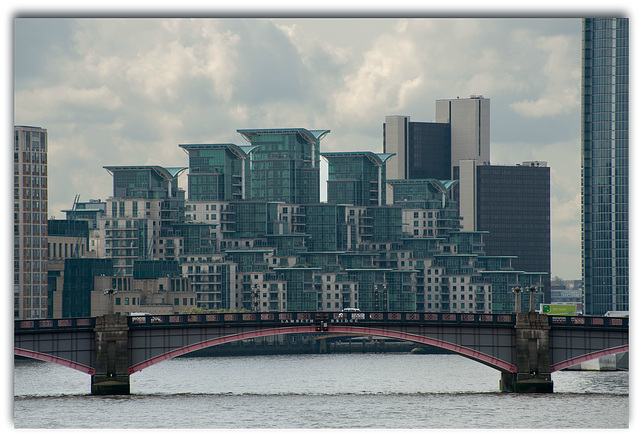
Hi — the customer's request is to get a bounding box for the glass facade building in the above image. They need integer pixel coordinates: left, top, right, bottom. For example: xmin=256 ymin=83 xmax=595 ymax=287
xmin=62 ymin=258 xmax=113 ymax=318
xmin=475 ymin=162 xmax=551 ymax=300
xmin=179 ymin=143 xmax=258 ymax=201
xmin=383 ymin=116 xmax=451 ymax=183
xmin=102 ymin=166 xmax=187 ymax=275
xmin=57 ymin=124 xmax=549 ymax=317
xmin=322 ymin=152 xmax=394 ymax=207
xmin=238 ymin=128 xmax=330 ymax=204
xmin=582 ymin=18 xmax=629 ymax=315
xmin=104 ymin=165 xmax=186 ymax=200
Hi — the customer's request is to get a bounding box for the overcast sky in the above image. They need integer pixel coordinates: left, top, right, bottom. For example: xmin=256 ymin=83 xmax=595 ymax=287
xmin=13 ymin=16 xmax=589 ymax=278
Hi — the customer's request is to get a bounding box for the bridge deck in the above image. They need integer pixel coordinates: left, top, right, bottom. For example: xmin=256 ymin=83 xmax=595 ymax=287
xmin=14 ymin=312 xmax=628 ymax=334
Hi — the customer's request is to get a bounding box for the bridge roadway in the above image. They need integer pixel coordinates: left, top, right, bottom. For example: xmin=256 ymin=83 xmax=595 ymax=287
xmin=14 ymin=311 xmax=629 ymax=395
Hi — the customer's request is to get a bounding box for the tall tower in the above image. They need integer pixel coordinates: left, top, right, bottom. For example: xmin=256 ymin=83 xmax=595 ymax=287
xmin=435 ymin=95 xmax=490 ymax=177
xmin=458 ymin=160 xmax=551 ymax=301
xmin=237 ymin=128 xmax=330 ymax=204
xmin=179 ymin=143 xmax=258 ymax=201
xmin=322 ymin=151 xmax=394 ymax=207
xmin=383 ymin=115 xmax=451 ymax=181
xmin=383 ymin=115 xmax=451 ymax=204
xmin=581 ymin=18 xmax=629 ymax=316
xmin=14 ymin=125 xmax=48 ymax=319
xmin=101 ymin=165 xmax=187 ymax=275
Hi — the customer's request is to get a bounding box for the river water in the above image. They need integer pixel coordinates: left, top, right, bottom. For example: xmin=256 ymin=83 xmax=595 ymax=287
xmin=13 ymin=353 xmax=629 ymax=429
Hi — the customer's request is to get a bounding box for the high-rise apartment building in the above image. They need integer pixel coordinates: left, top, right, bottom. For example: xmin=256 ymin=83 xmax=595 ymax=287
xmin=322 ymin=151 xmax=394 ymax=206
xmin=101 ymin=165 xmax=187 ymax=275
xmin=14 ymin=125 xmax=49 ymax=319
xmin=435 ymin=95 xmax=490 ymax=176
xmin=59 ymin=125 xmax=548 ymax=317
xmin=179 ymin=143 xmax=258 ymax=201
xmin=581 ymin=18 xmax=629 ymax=315
xmin=237 ymin=128 xmax=330 ymax=204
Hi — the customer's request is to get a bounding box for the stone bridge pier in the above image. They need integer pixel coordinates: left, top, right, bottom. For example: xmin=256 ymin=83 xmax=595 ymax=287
xmin=92 ymin=314 xmax=130 ymax=395
xmin=500 ymin=312 xmax=553 ymax=393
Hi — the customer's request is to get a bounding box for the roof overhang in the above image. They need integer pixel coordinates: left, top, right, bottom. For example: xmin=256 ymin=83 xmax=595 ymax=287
xmin=237 ymin=128 xmax=330 ymax=145
xmin=103 ymin=165 xmax=187 ymax=180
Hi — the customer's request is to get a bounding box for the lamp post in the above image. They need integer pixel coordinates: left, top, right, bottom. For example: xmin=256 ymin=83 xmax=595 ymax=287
xmin=527 ymin=286 xmax=537 ymax=313
xmin=383 ymin=283 xmax=388 ymax=311
xmin=511 ymin=286 xmax=522 ymax=313
xmin=374 ymin=284 xmax=379 ymax=311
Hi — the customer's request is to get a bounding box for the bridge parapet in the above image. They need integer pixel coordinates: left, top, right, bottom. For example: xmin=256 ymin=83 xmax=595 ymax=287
xmin=14 ymin=313 xmax=626 ymax=333
xmin=547 ymin=315 xmax=628 ymax=329
xmin=123 ymin=311 xmax=518 ymax=328
xmin=15 ymin=317 xmax=95 ymax=332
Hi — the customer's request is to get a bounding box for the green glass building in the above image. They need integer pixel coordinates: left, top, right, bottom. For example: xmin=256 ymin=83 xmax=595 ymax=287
xmin=273 ymin=267 xmax=320 ymax=312
xmin=304 ymin=203 xmax=341 ymax=252
xmin=238 ymin=128 xmax=330 ymax=204
xmin=62 ymin=258 xmax=113 ymax=318
xmin=104 ymin=165 xmax=187 ymax=200
xmin=179 ymin=143 xmax=258 ymax=201
xmin=322 ymin=152 xmax=395 ymax=206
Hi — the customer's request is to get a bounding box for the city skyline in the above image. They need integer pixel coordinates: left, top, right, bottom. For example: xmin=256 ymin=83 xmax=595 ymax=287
xmin=14 ymin=17 xmax=583 ymax=277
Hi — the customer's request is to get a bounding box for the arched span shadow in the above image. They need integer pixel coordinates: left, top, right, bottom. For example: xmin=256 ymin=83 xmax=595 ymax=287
xmin=14 ymin=347 xmax=95 ymax=375
xmin=127 ymin=325 xmax=518 ymax=375
xmin=550 ymin=345 xmax=629 ymax=372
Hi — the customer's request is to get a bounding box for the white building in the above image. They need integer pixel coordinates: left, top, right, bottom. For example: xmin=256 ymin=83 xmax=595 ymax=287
xmin=435 ymin=95 xmax=490 ymax=177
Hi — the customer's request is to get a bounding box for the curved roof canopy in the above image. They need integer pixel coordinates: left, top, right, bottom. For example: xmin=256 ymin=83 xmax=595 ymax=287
xmin=103 ymin=165 xmax=187 ymax=180
xmin=179 ymin=143 xmax=260 ymax=159
xmin=321 ymin=151 xmax=396 ymax=167
xmin=386 ymin=179 xmax=458 ymax=193
xmin=237 ymin=128 xmax=330 ymax=144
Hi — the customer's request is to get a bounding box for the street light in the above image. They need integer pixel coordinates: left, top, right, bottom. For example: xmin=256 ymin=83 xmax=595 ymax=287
xmin=374 ymin=284 xmax=378 ymax=311
xmin=511 ymin=286 xmax=522 ymax=313
xmin=527 ymin=286 xmax=537 ymax=313
xmin=383 ymin=283 xmax=388 ymax=311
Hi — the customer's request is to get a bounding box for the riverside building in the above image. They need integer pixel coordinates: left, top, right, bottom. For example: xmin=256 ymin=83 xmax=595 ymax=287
xmin=457 ymin=160 xmax=551 ymax=301
xmin=237 ymin=128 xmax=330 ymax=204
xmin=59 ymin=126 xmax=546 ymax=316
xmin=581 ymin=18 xmax=629 ymax=316
xmin=322 ymin=151 xmax=395 ymax=207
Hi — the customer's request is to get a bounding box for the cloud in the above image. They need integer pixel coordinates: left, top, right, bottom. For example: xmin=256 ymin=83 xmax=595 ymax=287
xmin=332 ymin=34 xmax=423 ymax=123
xmin=510 ymin=34 xmax=581 ymax=118
xmin=12 ymin=18 xmax=584 ymax=278
xmin=15 ymin=85 xmax=123 ymax=122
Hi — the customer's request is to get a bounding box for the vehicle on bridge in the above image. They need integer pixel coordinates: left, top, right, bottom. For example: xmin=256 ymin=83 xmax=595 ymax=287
xmin=338 ymin=308 xmax=364 ymax=319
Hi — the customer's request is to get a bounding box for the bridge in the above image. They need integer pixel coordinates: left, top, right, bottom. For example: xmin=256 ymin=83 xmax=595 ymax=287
xmin=14 ymin=311 xmax=628 ymax=395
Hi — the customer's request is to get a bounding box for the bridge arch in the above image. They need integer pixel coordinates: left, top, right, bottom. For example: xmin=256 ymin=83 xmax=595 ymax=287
xmin=550 ymin=345 xmax=629 ymax=372
xmin=127 ymin=325 xmax=518 ymax=375
xmin=14 ymin=348 xmax=95 ymax=375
